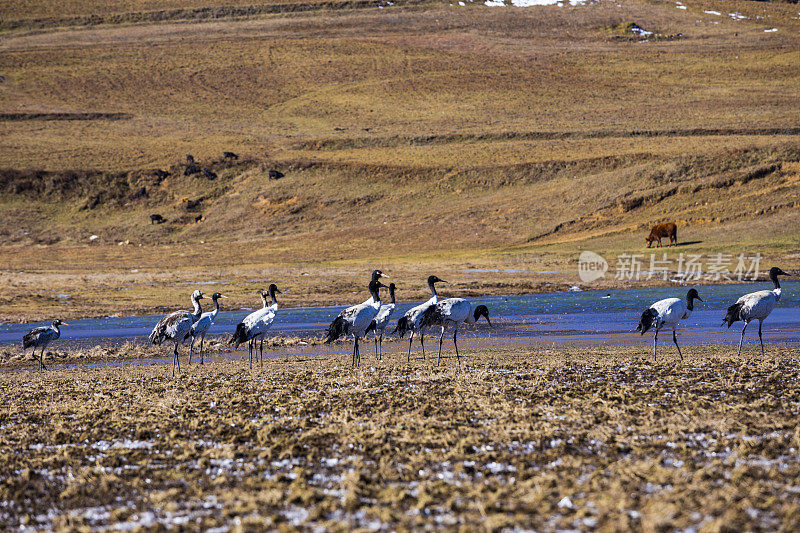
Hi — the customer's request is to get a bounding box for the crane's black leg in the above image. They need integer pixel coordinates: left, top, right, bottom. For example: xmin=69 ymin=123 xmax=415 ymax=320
xmin=188 ymin=336 xmax=194 ymax=364
xmin=249 ymin=340 xmax=253 ymax=369
xmin=454 ymin=327 xmax=461 ymax=371
xmin=407 ymin=333 xmax=413 ymax=362
xmin=200 ymin=333 xmax=205 ymax=365
xmin=437 ymin=327 xmax=445 ymax=367
xmin=379 ymin=332 xmax=383 ymax=361
xmin=259 ymin=337 xmax=264 ymax=368
xmin=374 ymin=336 xmax=379 ymax=359
xmin=420 ymin=333 xmax=425 ymax=359
xmin=41 ymin=347 xmax=48 ymax=370
xmin=653 ymin=329 xmax=659 ymax=361
xmin=672 ymin=329 xmax=683 ymax=362
xmin=172 ymin=343 xmax=177 ymax=377
xmin=758 ymin=321 xmax=765 ymax=356
xmin=737 ymin=322 xmax=748 ymax=357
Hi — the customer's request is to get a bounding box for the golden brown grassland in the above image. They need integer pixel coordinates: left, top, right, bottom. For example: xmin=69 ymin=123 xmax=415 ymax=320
xmin=2 ymin=344 xmax=800 ymax=530
xmin=1 ymin=0 xmax=799 ymax=320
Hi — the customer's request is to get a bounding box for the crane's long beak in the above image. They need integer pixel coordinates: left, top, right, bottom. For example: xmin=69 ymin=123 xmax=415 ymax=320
xmin=61 ymin=322 xmax=70 ymax=326
xmin=221 ymin=295 xmax=228 ymax=299
xmin=697 ymin=296 xmax=703 ymax=302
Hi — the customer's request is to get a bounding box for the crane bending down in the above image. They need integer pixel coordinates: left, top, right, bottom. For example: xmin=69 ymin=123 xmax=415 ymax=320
xmin=393 ymin=275 xmax=446 ymax=361
xmin=229 ymin=284 xmax=281 ymax=368
xmin=636 ymin=288 xmax=702 ymax=361
xmin=419 ymin=298 xmax=491 ymax=369
xmin=186 ymin=292 xmax=226 ymax=365
xmin=22 ymin=319 xmax=68 ymax=371
xmin=324 ymin=279 xmax=388 ymax=368
xmin=722 ymin=267 xmax=789 ymax=356
xmin=149 ymin=289 xmax=205 ymax=376
xmin=365 ymin=282 xmax=397 ymax=361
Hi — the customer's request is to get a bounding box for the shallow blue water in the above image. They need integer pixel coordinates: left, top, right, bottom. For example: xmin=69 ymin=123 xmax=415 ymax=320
xmin=1 ymin=281 xmax=798 ymax=347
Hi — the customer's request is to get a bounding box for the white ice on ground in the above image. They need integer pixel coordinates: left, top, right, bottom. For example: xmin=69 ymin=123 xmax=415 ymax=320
xmin=703 ymin=10 xmax=721 ymax=15
xmin=558 ymin=496 xmax=576 ymax=509
xmin=676 ymin=5 xmax=686 ymax=9
xmin=764 ymin=28 xmax=778 ymax=32
xmin=729 ymin=12 xmax=747 ymax=20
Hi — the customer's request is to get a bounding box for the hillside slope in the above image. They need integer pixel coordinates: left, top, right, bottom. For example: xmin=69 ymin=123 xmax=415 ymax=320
xmin=0 ymin=0 xmax=799 ymax=319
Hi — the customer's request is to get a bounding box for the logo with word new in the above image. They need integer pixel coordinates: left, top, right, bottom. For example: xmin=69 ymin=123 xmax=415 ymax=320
xmin=578 ymin=251 xmax=608 ymax=283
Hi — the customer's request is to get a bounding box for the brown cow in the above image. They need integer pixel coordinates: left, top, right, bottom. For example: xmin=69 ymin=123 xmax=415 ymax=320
xmin=646 ymin=222 xmax=677 ymax=248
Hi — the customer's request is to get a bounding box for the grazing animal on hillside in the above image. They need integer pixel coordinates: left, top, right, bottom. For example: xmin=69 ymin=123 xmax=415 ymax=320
xmin=22 ymin=319 xmax=68 ymax=371
xmin=365 ymin=282 xmax=397 ymax=360
xmin=186 ymin=154 xmax=195 ymax=164
xmin=186 ymin=292 xmax=226 ymax=365
xmin=149 ymin=290 xmax=205 ymax=376
xmin=268 ymin=170 xmax=284 ymax=180
xmin=393 ymin=275 xmax=446 ymax=361
xmin=184 ymin=164 xmax=200 ymax=176
xmin=154 ymin=169 xmax=170 ymax=180
xmin=229 ymin=285 xmax=281 ymax=369
xmin=646 ymin=222 xmax=678 ymax=248
xmin=223 ymin=151 xmax=239 ymax=161
xmin=150 ymin=214 xmax=166 ymax=224
xmin=636 ymin=288 xmax=702 ymax=361
xmin=722 ymin=267 xmax=789 ymax=356
xmin=419 ymin=299 xmax=491 ymax=369
xmin=131 ymin=186 xmax=148 ymax=200
xmin=202 ymin=168 xmax=217 ymax=180
xmin=324 ymin=272 xmax=388 ymax=368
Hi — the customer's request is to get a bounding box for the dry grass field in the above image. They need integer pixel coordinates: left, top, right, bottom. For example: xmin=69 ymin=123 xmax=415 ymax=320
xmin=2 ymin=345 xmax=800 ymax=530
xmin=1 ymin=0 xmax=800 ymax=320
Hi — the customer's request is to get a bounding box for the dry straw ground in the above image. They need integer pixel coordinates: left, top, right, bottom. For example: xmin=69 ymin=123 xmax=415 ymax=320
xmin=1 ymin=345 xmax=799 ymax=530
xmin=1 ymin=0 xmax=799 ymax=319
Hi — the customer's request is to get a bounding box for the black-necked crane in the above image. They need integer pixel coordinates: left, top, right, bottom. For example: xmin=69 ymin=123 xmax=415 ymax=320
xmin=22 ymin=319 xmax=69 ymax=371
xmin=149 ymin=289 xmax=205 ymax=376
xmin=365 ymin=282 xmax=397 ymax=360
xmin=324 ymin=279 xmax=388 ymax=368
xmin=636 ymin=288 xmax=702 ymax=361
xmin=722 ymin=267 xmax=789 ymax=356
xmin=393 ymin=275 xmax=446 ymax=361
xmin=419 ymin=298 xmax=491 ymax=369
xmin=229 ymin=284 xmax=281 ymax=368
xmin=186 ymin=292 xmax=226 ymax=365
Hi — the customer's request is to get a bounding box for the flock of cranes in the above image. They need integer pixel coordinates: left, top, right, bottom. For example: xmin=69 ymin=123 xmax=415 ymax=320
xmin=20 ymin=267 xmax=790 ymax=373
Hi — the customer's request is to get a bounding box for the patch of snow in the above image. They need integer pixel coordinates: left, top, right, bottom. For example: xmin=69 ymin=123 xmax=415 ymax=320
xmin=676 ymin=5 xmax=687 ymax=9
xmin=703 ymin=10 xmax=721 ymax=15
xmin=729 ymin=12 xmax=747 ymax=20
xmin=89 ymin=235 xmax=99 ymax=241
xmin=558 ymin=496 xmax=576 ymax=509
xmin=764 ymin=28 xmax=778 ymax=32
